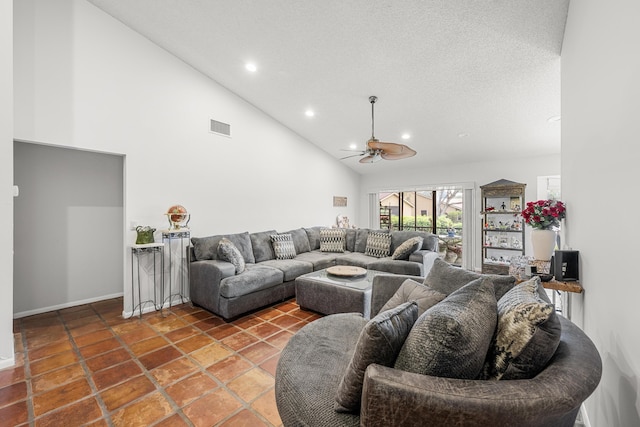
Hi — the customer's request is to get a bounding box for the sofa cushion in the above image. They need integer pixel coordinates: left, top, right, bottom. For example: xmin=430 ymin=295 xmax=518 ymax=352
xmin=260 ymin=259 xmax=314 ymax=282
xmin=219 ymin=264 xmax=284 ymax=299
xmin=344 ymin=228 xmax=357 ymax=252
xmin=294 ymin=251 xmax=339 ymax=271
xmin=271 ymin=234 xmax=297 ymax=260
xmin=250 ymin=230 xmax=278 ymax=262
xmin=304 ymin=226 xmax=323 ymax=250
xmin=482 ymin=276 xmax=561 ymax=380
xmin=354 ymin=228 xmax=371 ymax=253
xmin=334 ymin=301 xmax=419 ymax=413
xmin=424 ymin=258 xmax=516 ymax=299
xmin=217 ymin=238 xmax=246 ymax=274
xmin=283 ymin=228 xmax=311 ymax=254
xmin=192 ymin=232 xmax=255 ymax=264
xmin=320 ymin=228 xmax=346 ymax=253
xmin=380 ymin=278 xmax=446 ymax=316
xmin=391 ymin=236 xmax=423 ymax=260
xmin=394 ymin=277 xmax=497 ymax=379
xmin=364 ymin=232 xmax=392 ymax=258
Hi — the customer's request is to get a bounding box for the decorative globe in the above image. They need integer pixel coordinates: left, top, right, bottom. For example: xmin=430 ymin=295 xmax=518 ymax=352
xmin=166 ymin=205 xmax=189 ymax=229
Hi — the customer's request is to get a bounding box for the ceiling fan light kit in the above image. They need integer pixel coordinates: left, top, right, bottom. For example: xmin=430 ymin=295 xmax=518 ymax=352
xmin=342 ymin=95 xmax=417 ymax=164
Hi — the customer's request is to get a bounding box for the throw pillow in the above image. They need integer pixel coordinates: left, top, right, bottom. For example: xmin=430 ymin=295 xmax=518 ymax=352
xmin=364 ymin=231 xmax=392 ymax=258
xmin=217 ymin=237 xmax=245 ymax=274
xmin=379 ymin=278 xmax=446 ymax=317
xmin=424 ymin=258 xmax=516 ymax=299
xmin=391 ymin=236 xmax=424 ymax=260
xmin=482 ymin=276 xmax=561 ymax=380
xmin=394 ymin=277 xmax=497 ymax=379
xmin=320 ymin=228 xmax=346 ymax=253
xmin=334 ymin=301 xmax=419 ymax=413
xmin=270 ymin=234 xmax=297 ymax=260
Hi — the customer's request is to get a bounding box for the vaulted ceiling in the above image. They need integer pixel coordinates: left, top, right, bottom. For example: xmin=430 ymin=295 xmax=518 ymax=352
xmin=87 ymin=0 xmax=570 ymax=174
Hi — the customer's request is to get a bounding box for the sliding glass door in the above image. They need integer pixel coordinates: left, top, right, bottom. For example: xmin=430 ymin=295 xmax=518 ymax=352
xmin=378 ymin=188 xmax=463 ymax=266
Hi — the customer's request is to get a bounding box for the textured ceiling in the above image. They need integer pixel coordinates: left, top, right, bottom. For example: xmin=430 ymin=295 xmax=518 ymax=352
xmin=87 ymin=0 xmax=569 ymax=175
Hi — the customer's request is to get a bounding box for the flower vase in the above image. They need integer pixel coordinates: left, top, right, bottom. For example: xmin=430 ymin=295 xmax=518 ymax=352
xmin=531 ymin=229 xmax=556 ymax=261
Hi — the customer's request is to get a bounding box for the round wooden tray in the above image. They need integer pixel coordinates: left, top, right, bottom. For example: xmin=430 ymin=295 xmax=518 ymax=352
xmin=326 ymin=266 xmax=367 ymax=277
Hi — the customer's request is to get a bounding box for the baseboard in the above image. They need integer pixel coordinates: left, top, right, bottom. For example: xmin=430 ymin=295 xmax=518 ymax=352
xmin=0 ymin=356 xmax=16 ymax=370
xmin=13 ymin=292 xmax=124 ymax=319
xmin=580 ymin=403 xmax=592 ymax=427
xmin=121 ymin=296 xmax=190 ymax=319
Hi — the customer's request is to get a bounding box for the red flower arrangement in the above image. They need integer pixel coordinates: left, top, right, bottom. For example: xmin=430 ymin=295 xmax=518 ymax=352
xmin=521 ymin=199 xmax=566 ymax=230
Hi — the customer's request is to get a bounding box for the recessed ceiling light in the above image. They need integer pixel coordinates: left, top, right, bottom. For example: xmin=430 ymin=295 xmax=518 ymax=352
xmin=305 ymin=110 xmax=315 ymax=117
xmin=547 ymin=115 xmax=561 ymax=123
xmin=349 ymin=143 xmax=358 ymax=150
xmin=401 ymin=133 xmax=411 ymax=140
xmin=458 ymin=132 xmax=470 ymax=138
xmin=245 ymin=63 xmax=257 ymax=72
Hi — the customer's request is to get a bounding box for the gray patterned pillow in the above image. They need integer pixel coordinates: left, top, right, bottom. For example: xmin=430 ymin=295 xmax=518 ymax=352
xmin=394 ymin=277 xmax=497 ymax=379
xmin=364 ymin=231 xmax=392 ymax=258
xmin=270 ymin=234 xmax=297 ymax=260
xmin=217 ymin=238 xmax=245 ymax=274
xmin=424 ymin=258 xmax=516 ymax=300
xmin=391 ymin=236 xmax=424 ymax=260
xmin=320 ymin=228 xmax=346 ymax=253
xmin=335 ymin=301 xmax=419 ymax=413
xmin=482 ymin=276 xmax=561 ymax=380
xmin=379 ymin=278 xmax=446 ymax=317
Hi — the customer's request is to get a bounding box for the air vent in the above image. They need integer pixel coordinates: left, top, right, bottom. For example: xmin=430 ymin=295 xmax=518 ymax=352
xmin=210 ymin=119 xmax=231 ymax=137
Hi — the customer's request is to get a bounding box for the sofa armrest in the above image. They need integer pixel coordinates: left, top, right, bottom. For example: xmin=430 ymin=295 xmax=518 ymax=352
xmin=370 ymin=274 xmax=423 ymax=316
xmin=189 ymin=260 xmax=236 ymax=313
xmin=360 ymin=317 xmax=602 ymax=427
xmin=409 ymin=250 xmax=440 ymax=276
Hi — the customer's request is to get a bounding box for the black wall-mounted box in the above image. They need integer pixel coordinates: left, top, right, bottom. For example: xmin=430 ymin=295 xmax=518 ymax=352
xmin=552 ymin=250 xmax=579 ymax=281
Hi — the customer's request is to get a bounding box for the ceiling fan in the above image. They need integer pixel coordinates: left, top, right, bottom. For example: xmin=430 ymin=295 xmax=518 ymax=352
xmin=341 ymin=96 xmax=417 ymax=164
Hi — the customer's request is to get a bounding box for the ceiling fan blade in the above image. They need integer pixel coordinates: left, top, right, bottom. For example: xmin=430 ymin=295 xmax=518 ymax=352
xmin=359 ymin=153 xmax=382 ymax=163
xmin=340 ymin=153 xmax=365 ymax=160
xmin=367 ymin=140 xmax=405 ymax=154
xmin=380 ymin=144 xmax=417 ymax=160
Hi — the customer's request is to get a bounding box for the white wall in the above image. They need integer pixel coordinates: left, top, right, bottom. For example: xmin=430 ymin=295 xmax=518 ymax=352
xmin=562 ymin=1 xmax=640 ymax=426
xmin=13 ymin=0 xmax=360 ymax=316
xmin=13 ymin=142 xmax=124 ymax=316
xmin=358 ymin=154 xmax=561 ymax=270
xmin=0 ymin=0 xmax=15 ymax=368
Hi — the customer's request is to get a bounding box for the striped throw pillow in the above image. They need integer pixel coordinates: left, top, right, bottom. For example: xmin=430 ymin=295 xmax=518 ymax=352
xmin=364 ymin=231 xmax=392 ymax=258
xmin=320 ymin=228 xmax=346 ymax=253
xmin=271 ymin=234 xmax=297 ymax=260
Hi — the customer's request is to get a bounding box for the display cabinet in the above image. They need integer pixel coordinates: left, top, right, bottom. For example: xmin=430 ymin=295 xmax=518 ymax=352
xmin=379 ymin=205 xmax=391 ymax=230
xmin=480 ymin=179 xmax=526 ymax=274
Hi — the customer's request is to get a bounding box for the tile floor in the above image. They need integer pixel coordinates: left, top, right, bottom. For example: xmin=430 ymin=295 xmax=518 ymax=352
xmin=1 ymin=297 xmax=321 ymax=426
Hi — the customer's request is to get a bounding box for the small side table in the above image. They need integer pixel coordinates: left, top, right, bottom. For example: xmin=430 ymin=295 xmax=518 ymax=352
xmin=130 ymin=243 xmax=164 ymax=318
xmin=542 ymin=279 xmax=583 ymax=320
xmin=162 ymin=229 xmax=190 ymax=308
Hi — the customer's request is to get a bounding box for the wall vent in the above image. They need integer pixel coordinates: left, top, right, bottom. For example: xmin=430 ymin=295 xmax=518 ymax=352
xmin=210 ymin=119 xmax=231 ymax=137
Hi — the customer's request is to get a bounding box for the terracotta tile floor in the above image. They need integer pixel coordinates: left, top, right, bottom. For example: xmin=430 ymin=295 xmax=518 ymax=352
xmin=1 ymin=297 xmax=321 ymax=426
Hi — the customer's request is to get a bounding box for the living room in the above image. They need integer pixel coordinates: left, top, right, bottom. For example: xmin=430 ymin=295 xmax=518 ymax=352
xmin=1 ymin=1 xmax=638 ymax=426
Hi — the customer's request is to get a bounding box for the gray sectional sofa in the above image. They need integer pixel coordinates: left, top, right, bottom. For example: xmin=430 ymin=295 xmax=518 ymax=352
xmin=189 ymin=226 xmax=439 ymax=320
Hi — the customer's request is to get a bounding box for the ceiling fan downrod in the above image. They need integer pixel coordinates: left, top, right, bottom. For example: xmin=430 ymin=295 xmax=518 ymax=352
xmin=369 ymin=95 xmax=378 ymax=141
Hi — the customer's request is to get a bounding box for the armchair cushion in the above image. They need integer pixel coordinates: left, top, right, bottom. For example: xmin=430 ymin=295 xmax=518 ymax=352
xmin=424 ymin=258 xmax=516 ymax=299
xmin=335 ymin=301 xmax=419 ymax=413
xmin=482 ymin=276 xmax=561 ymax=380
xmin=379 ymin=278 xmax=446 ymax=316
xmin=394 ymin=277 xmax=497 ymax=379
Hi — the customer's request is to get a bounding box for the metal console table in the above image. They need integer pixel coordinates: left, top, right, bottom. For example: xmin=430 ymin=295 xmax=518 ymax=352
xmin=130 ymin=243 xmax=164 ymax=318
xmin=162 ymin=229 xmax=190 ymax=308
